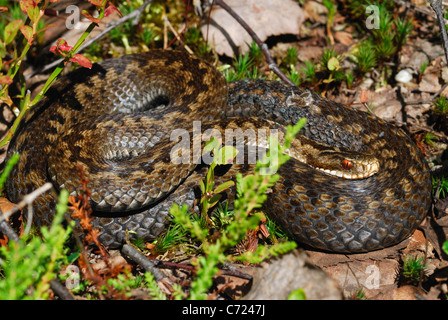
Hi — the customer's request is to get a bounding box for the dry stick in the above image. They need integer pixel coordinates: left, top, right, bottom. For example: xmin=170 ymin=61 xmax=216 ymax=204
xmin=121 ymin=244 xmax=169 ymax=283
xmin=152 ymin=259 xmax=253 ymax=280
xmin=404 ymin=83 xmax=448 ymax=106
xmin=121 ymin=244 xmax=175 ymax=296
xmin=430 ymin=0 xmax=448 ymax=64
xmin=49 ymin=279 xmax=75 ymax=300
xmin=391 ymin=0 xmax=448 ymax=24
xmin=78 ymin=0 xmax=153 ymax=48
xmin=212 ymin=0 xmax=295 ymax=86
xmin=26 ymin=0 xmax=154 ymax=80
xmin=0 ymin=218 xmax=19 ymax=242
xmin=0 ymin=182 xmax=52 ymax=225
xmin=166 ymin=15 xmax=200 ymax=51
xmin=163 ymin=15 xmax=194 ymax=54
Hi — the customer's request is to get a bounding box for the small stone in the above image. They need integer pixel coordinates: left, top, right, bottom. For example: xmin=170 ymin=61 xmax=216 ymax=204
xmin=420 ymin=72 xmax=441 ymax=93
xmin=395 ymin=69 xmax=413 ymax=84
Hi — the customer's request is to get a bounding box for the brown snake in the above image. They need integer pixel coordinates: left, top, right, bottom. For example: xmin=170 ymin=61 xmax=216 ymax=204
xmin=5 ymin=50 xmax=432 ymax=253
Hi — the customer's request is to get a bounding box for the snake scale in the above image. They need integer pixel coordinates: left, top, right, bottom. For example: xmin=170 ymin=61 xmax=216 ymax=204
xmin=5 ymin=50 xmax=432 ymax=253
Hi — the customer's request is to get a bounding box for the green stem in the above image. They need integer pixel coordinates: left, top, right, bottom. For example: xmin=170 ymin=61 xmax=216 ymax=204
xmin=0 ymin=41 xmax=31 ymax=99
xmin=30 ymin=9 xmax=104 ymax=107
xmin=0 ymin=94 xmax=30 ymax=148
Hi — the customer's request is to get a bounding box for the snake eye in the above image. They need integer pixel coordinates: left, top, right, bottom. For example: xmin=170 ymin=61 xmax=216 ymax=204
xmin=342 ymin=160 xmax=353 ymax=170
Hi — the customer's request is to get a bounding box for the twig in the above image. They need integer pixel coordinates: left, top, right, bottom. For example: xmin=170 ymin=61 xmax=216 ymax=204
xmin=26 ymin=0 xmax=153 ymax=80
xmin=0 ymin=219 xmax=20 ymax=242
xmin=49 ymin=279 xmax=74 ymax=300
xmin=222 ymin=262 xmax=253 ymax=280
xmin=79 ymin=0 xmax=152 ymax=52
xmin=430 ymin=0 xmax=448 ymax=64
xmin=121 ymin=244 xmax=168 ymax=283
xmin=163 ymin=15 xmax=194 ymax=54
xmin=153 ymin=259 xmax=253 ymax=280
xmin=0 ymin=182 xmax=52 ymax=224
xmin=391 ymin=0 xmax=448 ymax=24
xmin=394 ymin=120 xmax=448 ymax=139
xmin=212 ymin=0 xmax=295 ymax=86
xmin=0 ymin=182 xmax=52 ymax=238
xmin=121 ymin=244 xmax=175 ymax=296
xmin=166 ymin=15 xmax=200 ymax=51
xmin=402 ymin=83 xmax=448 ymax=106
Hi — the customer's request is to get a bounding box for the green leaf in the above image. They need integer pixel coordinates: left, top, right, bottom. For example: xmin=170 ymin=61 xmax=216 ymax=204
xmin=20 ymin=25 xmax=33 ymax=43
xmin=27 ymin=5 xmax=40 ymax=22
xmin=199 ymin=179 xmax=205 ymax=194
xmin=327 ymin=56 xmax=340 ymax=71
xmin=215 ymin=146 xmax=237 ymax=165
xmin=443 ymin=241 xmax=448 ymax=255
xmin=203 ymin=136 xmax=220 ymax=154
xmin=207 ymin=193 xmax=222 ymax=208
xmin=205 ymin=164 xmax=214 ymax=192
xmin=0 ymin=153 xmax=19 ymax=190
xmin=20 ymin=0 xmax=41 ymax=22
xmin=213 ymin=180 xmax=235 ymax=194
xmin=288 ymin=288 xmax=307 ymax=300
xmin=4 ymin=20 xmax=23 ymax=45
xmin=0 ymin=40 xmax=5 ymax=58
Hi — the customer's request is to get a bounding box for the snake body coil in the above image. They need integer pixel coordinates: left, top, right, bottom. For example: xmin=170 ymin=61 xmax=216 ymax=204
xmin=5 ymin=50 xmax=432 ymax=253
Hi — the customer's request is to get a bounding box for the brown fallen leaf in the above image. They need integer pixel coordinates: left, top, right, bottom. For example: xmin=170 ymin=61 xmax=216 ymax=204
xmin=419 ymin=71 xmax=442 ymax=93
xmin=0 ymin=197 xmax=19 ymax=215
xmin=0 ymin=197 xmax=23 ymax=245
xmin=91 ymin=254 xmax=128 ymax=274
xmin=334 ymin=31 xmax=352 ymax=46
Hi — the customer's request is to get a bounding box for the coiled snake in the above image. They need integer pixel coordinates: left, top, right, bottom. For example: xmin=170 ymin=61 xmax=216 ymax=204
xmin=5 ymin=50 xmax=432 ymax=253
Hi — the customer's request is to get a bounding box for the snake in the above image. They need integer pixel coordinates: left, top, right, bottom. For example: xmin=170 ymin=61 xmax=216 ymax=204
xmin=4 ymin=50 xmax=432 ymax=253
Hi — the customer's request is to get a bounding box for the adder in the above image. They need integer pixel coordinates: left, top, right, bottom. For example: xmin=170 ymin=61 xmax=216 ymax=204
xmin=5 ymin=50 xmax=432 ymax=253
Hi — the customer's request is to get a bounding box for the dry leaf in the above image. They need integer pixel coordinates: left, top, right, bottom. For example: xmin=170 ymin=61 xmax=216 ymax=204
xmin=419 ymin=71 xmax=442 ymax=93
xmin=0 ymin=197 xmax=18 ymax=215
xmin=0 ymin=197 xmax=23 ymax=245
xmin=303 ymin=0 xmax=327 ymax=24
xmin=334 ymin=31 xmax=352 ymax=46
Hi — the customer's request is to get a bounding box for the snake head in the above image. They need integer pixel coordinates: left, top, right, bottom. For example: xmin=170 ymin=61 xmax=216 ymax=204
xmin=288 ymin=135 xmax=380 ymax=180
xmin=309 ymin=150 xmax=380 ymax=179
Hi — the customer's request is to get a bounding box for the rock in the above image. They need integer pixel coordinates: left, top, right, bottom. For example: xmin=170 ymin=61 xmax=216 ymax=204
xmin=359 ymin=78 xmax=374 ymax=90
xmin=200 ymin=0 xmax=304 ymax=57
xmin=374 ymin=98 xmax=403 ymax=122
xmin=441 ymin=67 xmax=448 ymax=83
xmin=395 ymin=69 xmax=413 ymax=84
xmin=407 ymin=51 xmax=430 ymax=72
xmin=420 ymin=72 xmax=442 ymax=93
xmin=414 ymin=38 xmax=445 ymax=61
xmin=244 ymin=250 xmax=343 ymax=300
